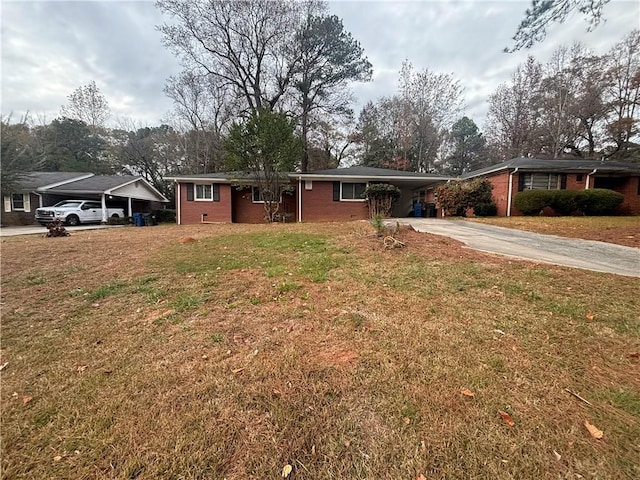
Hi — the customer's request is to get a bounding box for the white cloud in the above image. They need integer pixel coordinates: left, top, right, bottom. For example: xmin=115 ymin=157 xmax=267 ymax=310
xmin=1 ymin=0 xmax=638 ymax=130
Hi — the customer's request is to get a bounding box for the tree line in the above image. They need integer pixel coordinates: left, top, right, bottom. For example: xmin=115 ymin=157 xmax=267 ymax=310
xmin=1 ymin=0 xmax=638 ymax=203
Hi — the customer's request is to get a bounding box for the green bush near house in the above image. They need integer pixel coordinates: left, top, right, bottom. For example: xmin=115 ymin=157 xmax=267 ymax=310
xmin=514 ymin=189 xmax=624 ymax=216
xmin=152 ymin=209 xmax=176 ymax=223
xmin=473 ymin=202 xmax=498 ymax=216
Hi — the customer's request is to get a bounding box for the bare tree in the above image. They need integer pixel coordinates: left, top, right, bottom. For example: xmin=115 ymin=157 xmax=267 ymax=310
xmin=157 ymin=0 xmax=303 ymax=115
xmin=485 ymin=57 xmax=543 ymax=160
xmin=60 ymin=81 xmax=110 ymax=132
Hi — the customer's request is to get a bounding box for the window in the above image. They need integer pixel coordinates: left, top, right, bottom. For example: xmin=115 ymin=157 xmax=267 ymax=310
xmin=252 ymin=186 xmax=281 ymax=203
xmin=520 ymin=173 xmax=561 ymax=191
xmin=576 ymin=174 xmax=584 ymax=182
xmin=11 ymin=194 xmax=25 ymax=210
xmin=193 ymin=184 xmax=220 ymax=202
xmin=341 ymin=182 xmax=367 ymax=201
xmin=4 ymin=193 xmax=30 ymax=212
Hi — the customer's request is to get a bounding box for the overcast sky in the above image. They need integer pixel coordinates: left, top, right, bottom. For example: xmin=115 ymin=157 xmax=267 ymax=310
xmin=1 ymin=0 xmax=638 ymax=130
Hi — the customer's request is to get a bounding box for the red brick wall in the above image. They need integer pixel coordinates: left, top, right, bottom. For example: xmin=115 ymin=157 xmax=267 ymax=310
xmin=608 ymin=176 xmax=640 ymax=214
xmin=233 ymin=187 xmax=267 ymax=223
xmin=486 ymin=172 xmax=640 ymax=216
xmin=300 ymin=181 xmax=368 ymax=222
xmin=177 ymin=182 xmax=232 ymax=224
xmin=1 ymin=192 xmax=40 ymax=225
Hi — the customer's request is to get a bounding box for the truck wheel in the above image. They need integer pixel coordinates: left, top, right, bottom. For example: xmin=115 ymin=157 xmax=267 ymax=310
xmin=66 ymin=215 xmax=80 ymax=226
xmin=111 ymin=213 xmax=120 ymax=218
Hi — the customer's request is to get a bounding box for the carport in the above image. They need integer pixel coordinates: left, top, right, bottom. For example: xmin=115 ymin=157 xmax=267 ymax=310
xmin=44 ymin=175 xmax=169 ymax=221
xmin=2 ymin=173 xmax=169 ymax=226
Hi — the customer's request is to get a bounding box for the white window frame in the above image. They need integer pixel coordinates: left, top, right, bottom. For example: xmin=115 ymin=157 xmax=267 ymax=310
xmin=523 ymin=173 xmax=560 ymax=190
xmin=252 ymin=186 xmax=283 ymax=204
xmin=341 ymin=182 xmax=367 ymax=201
xmin=194 ymin=183 xmax=213 ymax=201
xmin=7 ymin=193 xmax=30 ymax=212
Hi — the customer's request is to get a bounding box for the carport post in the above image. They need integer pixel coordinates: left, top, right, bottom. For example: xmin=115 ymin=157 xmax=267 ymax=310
xmin=101 ymin=194 xmax=108 ymax=223
xmin=128 ymin=197 xmax=132 ymax=217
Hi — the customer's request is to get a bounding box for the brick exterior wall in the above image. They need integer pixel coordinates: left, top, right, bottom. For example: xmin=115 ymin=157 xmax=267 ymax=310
xmin=300 ymin=181 xmax=369 ymax=222
xmin=1 ymin=192 xmax=40 ymax=226
xmin=485 ymin=171 xmax=640 ymax=216
xmin=177 ymin=182 xmax=232 ymax=224
xmin=232 ymin=187 xmax=296 ymax=223
xmin=604 ymin=176 xmax=640 ymax=214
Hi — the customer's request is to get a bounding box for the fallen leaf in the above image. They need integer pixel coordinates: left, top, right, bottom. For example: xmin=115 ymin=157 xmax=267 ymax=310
xmin=586 ymin=312 xmax=595 ymax=321
xmin=22 ymin=396 xmax=33 ymax=405
xmin=282 ymin=464 xmax=292 ymax=477
xmin=420 ymin=440 xmax=426 ymax=453
xmin=493 ymin=329 xmax=505 ymax=335
xmin=584 ymin=420 xmax=603 ymax=439
xmin=343 ymin=440 xmax=351 ymax=447
xmin=416 ymin=475 xmax=427 ymax=480
xmin=553 ymin=450 xmax=561 ymax=461
xmin=53 ymin=455 xmax=63 ymax=462
xmin=403 ymin=417 xmax=411 ymax=424
xmin=311 ymin=444 xmax=316 ymax=455
xmin=231 ymin=367 xmax=245 ymax=374
xmin=0 ymin=362 xmax=9 ymax=371
xmin=628 ymin=352 xmax=640 ymax=359
xmin=76 ymin=365 xmax=88 ymax=372
xmin=498 ymin=410 xmax=515 ymax=427
xmin=461 ymin=388 xmax=475 ymax=397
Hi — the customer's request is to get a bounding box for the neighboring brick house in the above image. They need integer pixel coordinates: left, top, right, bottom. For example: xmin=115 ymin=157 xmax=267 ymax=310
xmin=462 ymin=158 xmax=640 ymax=216
xmin=1 ymin=172 xmax=169 ymax=226
xmin=165 ymin=167 xmax=451 ymax=224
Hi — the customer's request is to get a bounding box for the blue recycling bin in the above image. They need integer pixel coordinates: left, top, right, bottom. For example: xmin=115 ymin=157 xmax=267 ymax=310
xmin=133 ymin=213 xmax=145 ymax=227
xmin=413 ymin=202 xmax=423 ymax=217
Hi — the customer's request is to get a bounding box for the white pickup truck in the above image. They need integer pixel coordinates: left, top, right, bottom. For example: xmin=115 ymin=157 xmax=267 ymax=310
xmin=35 ymin=200 xmax=125 ymax=226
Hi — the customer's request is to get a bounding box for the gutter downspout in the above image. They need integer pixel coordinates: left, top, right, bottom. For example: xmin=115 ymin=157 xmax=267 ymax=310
xmin=176 ymin=181 xmax=181 ymax=225
xmin=585 ymin=169 xmax=597 ymax=190
xmin=506 ymin=168 xmax=519 ymax=217
xmin=297 ymin=177 xmax=302 ymax=223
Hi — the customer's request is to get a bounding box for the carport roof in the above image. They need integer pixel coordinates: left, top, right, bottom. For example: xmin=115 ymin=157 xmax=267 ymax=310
xmin=17 ymin=172 xmax=93 ymax=191
xmin=462 ymin=157 xmax=640 ymax=179
xmin=46 ymin=175 xmax=142 ymax=193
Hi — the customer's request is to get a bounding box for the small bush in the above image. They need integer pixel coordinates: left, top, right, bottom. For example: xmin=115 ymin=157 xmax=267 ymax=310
xmin=514 ymin=189 xmax=624 ymax=216
xmin=473 ymin=202 xmax=497 ymax=217
xmin=153 ymin=209 xmax=176 ymax=223
xmin=513 ymin=190 xmax=555 ymax=215
xmin=581 ymin=189 xmax=624 ymax=215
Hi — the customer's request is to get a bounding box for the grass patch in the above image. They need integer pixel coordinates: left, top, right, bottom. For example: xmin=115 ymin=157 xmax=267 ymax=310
xmin=1 ymin=222 xmax=638 ymax=479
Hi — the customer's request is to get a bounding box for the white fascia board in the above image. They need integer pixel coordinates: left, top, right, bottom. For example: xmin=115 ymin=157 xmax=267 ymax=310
xmin=164 ymin=176 xmax=230 ymax=183
xmin=105 ymin=178 xmax=170 ymax=202
xmin=291 ymin=174 xmax=452 ymax=182
xmin=36 ymin=173 xmax=95 ymax=191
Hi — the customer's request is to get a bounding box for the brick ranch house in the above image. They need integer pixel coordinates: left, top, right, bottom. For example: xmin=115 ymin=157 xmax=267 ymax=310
xmin=460 ymin=158 xmax=640 ymax=216
xmin=1 ymin=172 xmax=169 ymax=226
xmin=165 ymin=166 xmax=451 ymax=224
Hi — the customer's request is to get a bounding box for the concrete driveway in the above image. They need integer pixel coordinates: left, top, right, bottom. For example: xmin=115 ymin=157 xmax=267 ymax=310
xmin=396 ymin=218 xmax=640 ymax=278
xmin=0 ymin=224 xmax=123 ymax=237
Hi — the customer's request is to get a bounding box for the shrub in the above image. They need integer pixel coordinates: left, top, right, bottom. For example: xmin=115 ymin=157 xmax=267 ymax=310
xmin=153 ymin=209 xmax=176 ymax=223
xmin=435 ymin=178 xmax=493 ymax=216
xmin=473 ymin=202 xmax=497 ymax=217
xmin=581 ymin=189 xmax=624 ymax=215
xmin=364 ymin=184 xmax=401 ymax=218
xmin=514 ymin=189 xmax=624 ymax=216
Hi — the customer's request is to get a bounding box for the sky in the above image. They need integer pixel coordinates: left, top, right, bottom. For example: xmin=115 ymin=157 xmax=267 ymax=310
xmin=1 ymin=0 xmax=638 ymax=130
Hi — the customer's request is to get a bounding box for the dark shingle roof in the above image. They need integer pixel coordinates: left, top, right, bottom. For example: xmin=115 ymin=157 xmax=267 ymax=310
xmin=46 ymin=175 xmax=142 ymax=193
xmin=463 ymin=157 xmax=640 ymax=179
xmin=17 ymin=172 xmax=93 ymax=190
xmin=302 ymin=166 xmax=450 ymax=178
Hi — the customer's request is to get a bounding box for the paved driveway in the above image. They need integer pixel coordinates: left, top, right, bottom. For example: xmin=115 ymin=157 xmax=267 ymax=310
xmin=396 ymin=218 xmax=640 ymax=278
xmin=0 ymin=224 xmax=122 ymax=237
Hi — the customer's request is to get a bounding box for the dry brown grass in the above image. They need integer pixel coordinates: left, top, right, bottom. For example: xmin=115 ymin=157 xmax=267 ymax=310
xmin=467 ymin=216 xmax=640 ymax=247
xmin=1 ymin=222 xmax=639 ymax=479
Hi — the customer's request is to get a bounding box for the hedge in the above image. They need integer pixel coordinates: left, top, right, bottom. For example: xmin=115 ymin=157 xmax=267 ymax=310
xmin=473 ymin=202 xmax=498 ymax=217
xmin=514 ymin=189 xmax=624 ymax=216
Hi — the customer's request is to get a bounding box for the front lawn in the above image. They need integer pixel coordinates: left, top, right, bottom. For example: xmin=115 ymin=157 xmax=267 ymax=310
xmin=1 ymin=222 xmax=638 ymax=479
xmin=467 ymin=216 xmax=640 ymax=247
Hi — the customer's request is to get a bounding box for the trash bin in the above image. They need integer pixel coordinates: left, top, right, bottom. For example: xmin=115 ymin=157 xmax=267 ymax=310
xmin=413 ymin=202 xmax=423 ymax=217
xmin=133 ymin=213 xmax=145 ymax=227
xmin=143 ymin=213 xmax=157 ymax=226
